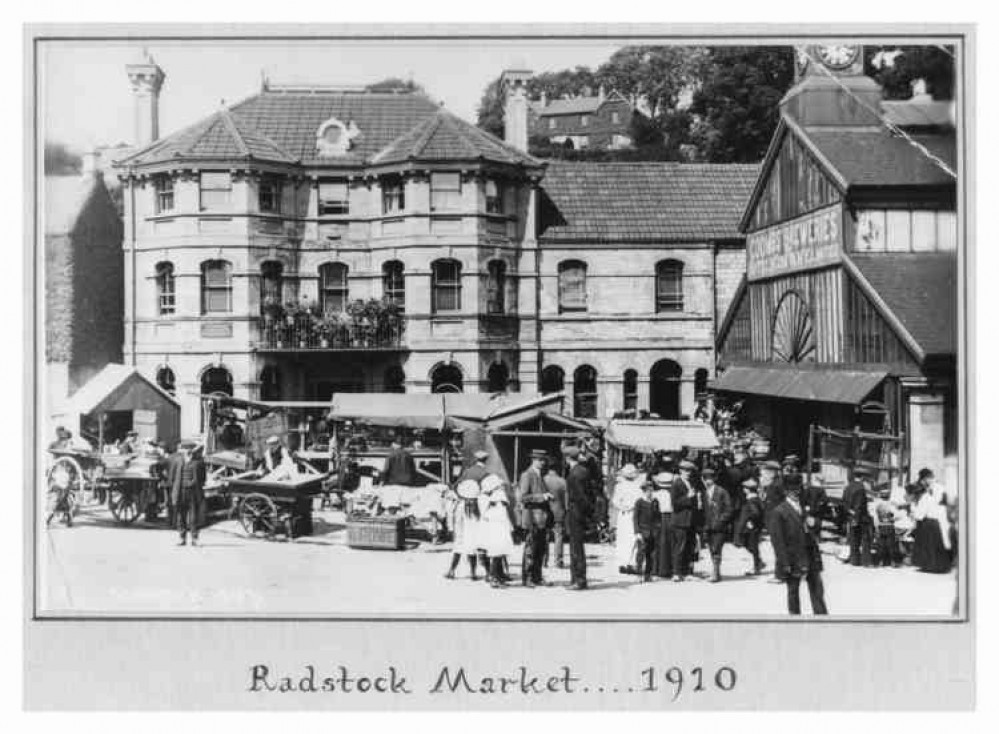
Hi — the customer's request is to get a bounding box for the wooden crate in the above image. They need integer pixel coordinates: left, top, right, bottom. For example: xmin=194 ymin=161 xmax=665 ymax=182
xmin=346 ymin=515 xmax=406 ymax=550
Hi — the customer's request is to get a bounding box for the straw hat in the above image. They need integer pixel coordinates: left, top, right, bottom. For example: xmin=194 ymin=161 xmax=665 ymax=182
xmin=455 ymin=479 xmax=481 ymax=500
xmin=620 ymin=463 xmax=639 ymax=480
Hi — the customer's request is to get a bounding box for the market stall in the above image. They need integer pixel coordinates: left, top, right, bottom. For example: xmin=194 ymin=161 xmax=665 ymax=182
xmin=605 ymin=418 xmax=719 ymax=476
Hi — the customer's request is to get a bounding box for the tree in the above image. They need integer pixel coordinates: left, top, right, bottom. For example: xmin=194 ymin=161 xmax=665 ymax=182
xmin=45 ymin=141 xmax=82 ymax=175
xmin=865 ymin=45 xmax=955 ymax=100
xmin=476 ymin=76 xmax=505 ymax=138
xmin=596 ymin=46 xmax=708 ymax=119
xmin=686 ymin=47 xmax=795 ymax=163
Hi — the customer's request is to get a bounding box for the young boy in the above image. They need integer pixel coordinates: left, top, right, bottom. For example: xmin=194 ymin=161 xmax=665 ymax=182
xmin=735 ymin=478 xmax=766 ymax=575
xmin=633 ymin=481 xmax=661 ymax=582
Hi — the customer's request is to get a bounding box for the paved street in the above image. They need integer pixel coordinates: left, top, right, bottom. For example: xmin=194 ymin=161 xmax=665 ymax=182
xmin=38 ymin=502 xmax=958 ymax=618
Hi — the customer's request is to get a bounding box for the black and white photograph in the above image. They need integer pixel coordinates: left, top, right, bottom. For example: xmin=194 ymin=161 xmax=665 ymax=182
xmin=21 ymin=20 xmax=979 ymax=711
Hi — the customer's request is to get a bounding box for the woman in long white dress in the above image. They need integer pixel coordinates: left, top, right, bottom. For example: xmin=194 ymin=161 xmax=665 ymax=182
xmin=612 ymin=463 xmax=645 ymax=574
xmin=479 ymin=474 xmax=515 ymax=588
xmin=444 ymin=480 xmax=485 ymax=580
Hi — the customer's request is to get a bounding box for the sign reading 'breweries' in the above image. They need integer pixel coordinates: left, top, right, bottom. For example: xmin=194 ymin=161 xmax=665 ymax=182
xmin=746 ymin=204 xmax=842 ymax=281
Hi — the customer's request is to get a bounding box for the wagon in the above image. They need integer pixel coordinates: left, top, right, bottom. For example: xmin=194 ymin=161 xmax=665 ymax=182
xmin=225 ymin=473 xmax=326 ymax=540
xmin=46 ymin=448 xmax=167 ymax=525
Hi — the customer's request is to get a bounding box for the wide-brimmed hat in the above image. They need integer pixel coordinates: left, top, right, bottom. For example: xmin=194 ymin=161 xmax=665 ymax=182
xmin=481 ymin=474 xmax=504 ymax=495
xmin=455 ymin=479 xmax=481 ymax=499
xmin=701 ymin=467 xmax=717 ymax=479
xmin=762 ymin=460 xmax=781 ymax=471
xmin=620 ymin=463 xmax=639 ymax=480
xmin=652 ymin=471 xmax=673 ymax=487
xmin=917 ymin=468 xmax=935 ymax=480
xmin=782 ymin=454 xmax=800 ymax=466
xmin=473 ymin=449 xmax=489 ymax=462
xmin=266 ymin=435 xmax=280 ymax=445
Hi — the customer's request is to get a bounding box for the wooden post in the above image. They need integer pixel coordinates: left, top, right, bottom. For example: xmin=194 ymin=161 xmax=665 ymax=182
xmin=98 ymin=413 xmax=105 ymax=452
xmin=513 ymin=434 xmax=520 ymax=485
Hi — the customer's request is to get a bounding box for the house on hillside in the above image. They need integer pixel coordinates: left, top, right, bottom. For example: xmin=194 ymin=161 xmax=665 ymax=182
xmin=529 ymin=87 xmax=642 ymax=151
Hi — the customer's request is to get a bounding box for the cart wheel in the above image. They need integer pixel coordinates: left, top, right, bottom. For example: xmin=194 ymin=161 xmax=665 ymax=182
xmin=239 ymin=493 xmax=278 ymax=538
xmin=47 ymin=457 xmax=84 ymax=506
xmin=108 ymin=487 xmax=141 ymax=524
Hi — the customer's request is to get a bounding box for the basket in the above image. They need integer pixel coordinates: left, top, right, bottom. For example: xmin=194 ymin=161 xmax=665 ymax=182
xmin=346 ymin=514 xmax=406 ymax=550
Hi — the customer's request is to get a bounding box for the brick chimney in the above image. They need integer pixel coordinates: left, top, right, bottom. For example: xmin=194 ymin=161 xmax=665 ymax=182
xmin=499 ymin=69 xmax=532 ymax=152
xmin=126 ymin=49 xmax=166 ymax=147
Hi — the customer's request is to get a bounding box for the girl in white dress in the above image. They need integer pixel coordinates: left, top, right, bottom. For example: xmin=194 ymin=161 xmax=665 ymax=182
xmin=612 ymin=463 xmax=645 ymax=574
xmin=479 ymin=474 xmax=515 ymax=588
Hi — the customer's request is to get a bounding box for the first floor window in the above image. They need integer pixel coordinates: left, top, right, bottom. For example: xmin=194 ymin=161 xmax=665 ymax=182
xmin=486 ymin=260 xmax=506 ymax=314
xmin=656 ymin=259 xmax=684 ymax=312
xmin=485 ymin=180 xmax=505 ymax=214
xmin=573 ymin=365 xmax=598 ymax=419
xmin=260 ymin=261 xmax=283 ymax=311
xmin=156 ymin=262 xmax=175 ymax=315
xmin=623 ymin=369 xmax=638 ymax=411
xmin=558 ymin=260 xmax=587 ymax=312
xmin=319 ymin=263 xmax=349 ymax=313
xmin=382 ymin=177 xmax=405 ymax=214
xmin=430 ymin=172 xmax=462 ymax=211
xmin=382 ymin=260 xmax=405 ymax=311
xmin=432 ymin=259 xmax=462 ymax=312
xmin=154 ymin=175 xmax=174 ymax=213
xmin=200 ymin=260 xmax=232 ymax=314
xmin=200 ymin=172 xmax=232 ymax=210
xmin=319 ymin=179 xmax=349 ymax=215
xmin=258 ymin=177 xmax=282 ymax=213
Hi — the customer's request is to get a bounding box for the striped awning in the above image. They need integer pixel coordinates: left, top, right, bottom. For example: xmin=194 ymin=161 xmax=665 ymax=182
xmin=710 ymin=366 xmax=887 ymax=405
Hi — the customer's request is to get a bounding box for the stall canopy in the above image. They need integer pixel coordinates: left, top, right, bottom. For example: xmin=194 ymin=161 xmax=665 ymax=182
xmin=327 ymin=392 xmax=561 ymax=430
xmin=606 ymin=420 xmax=719 ymax=453
xmin=710 ymin=366 xmax=887 ymax=405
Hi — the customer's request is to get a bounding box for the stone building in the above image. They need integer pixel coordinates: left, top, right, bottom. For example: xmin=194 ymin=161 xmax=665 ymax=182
xmin=44 ymin=157 xmax=124 ymax=412
xmin=714 ymin=45 xmax=958 ymax=481
xmin=529 ymin=87 xmax=641 ymax=150
xmin=113 ymin=59 xmax=755 ymax=436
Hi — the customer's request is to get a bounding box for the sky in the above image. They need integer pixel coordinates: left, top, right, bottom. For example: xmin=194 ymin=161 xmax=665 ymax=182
xmin=40 ymin=38 xmax=631 ymax=152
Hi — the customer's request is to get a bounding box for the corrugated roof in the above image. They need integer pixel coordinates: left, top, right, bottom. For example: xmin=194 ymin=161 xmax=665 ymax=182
xmin=538 ymin=161 xmax=759 ymax=243
xmin=802 ymin=126 xmax=956 ymax=187
xmin=371 ymin=109 xmax=541 ymax=167
xmin=711 ymin=365 xmax=887 ymax=404
xmin=846 ymin=253 xmax=957 ymax=357
xmin=606 ymin=420 xmax=719 ymax=452
xmin=44 ymin=174 xmax=103 ymax=234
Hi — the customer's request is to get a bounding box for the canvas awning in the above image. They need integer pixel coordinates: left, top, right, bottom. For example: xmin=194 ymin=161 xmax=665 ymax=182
xmin=606 ymin=420 xmax=719 ymax=453
xmin=710 ymin=366 xmax=887 ymax=405
xmin=326 ymin=392 xmax=558 ymax=430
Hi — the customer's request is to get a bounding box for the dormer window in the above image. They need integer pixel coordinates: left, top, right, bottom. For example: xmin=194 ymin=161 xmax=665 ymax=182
xmin=316 ymin=117 xmax=360 ymax=157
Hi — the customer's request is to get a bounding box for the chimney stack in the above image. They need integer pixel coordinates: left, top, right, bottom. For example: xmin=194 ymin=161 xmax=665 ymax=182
xmin=598 ymin=84 xmax=606 ymax=103
xmin=81 ymin=150 xmax=101 ymax=178
xmin=499 ymin=69 xmax=532 ymax=153
xmin=126 ymin=49 xmax=166 ymax=147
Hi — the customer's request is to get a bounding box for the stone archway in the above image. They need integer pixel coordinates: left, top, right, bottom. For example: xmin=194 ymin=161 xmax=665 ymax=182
xmin=650 ymin=359 xmax=682 ymax=419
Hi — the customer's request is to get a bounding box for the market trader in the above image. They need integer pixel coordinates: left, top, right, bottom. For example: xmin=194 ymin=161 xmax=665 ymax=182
xmin=516 ymin=448 xmax=554 ymax=587
xmin=167 ymin=439 xmax=207 ymax=547
xmin=381 ymin=434 xmax=418 ymax=486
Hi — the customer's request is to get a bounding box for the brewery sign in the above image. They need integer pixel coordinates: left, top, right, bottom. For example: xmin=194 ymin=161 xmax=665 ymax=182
xmin=746 ymin=204 xmax=842 ymax=281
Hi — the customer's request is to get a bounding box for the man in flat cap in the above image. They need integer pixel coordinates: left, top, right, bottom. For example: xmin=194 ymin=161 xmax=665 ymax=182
xmin=842 ymin=466 xmax=874 ymax=566
xmin=167 ymin=439 xmax=206 ymax=546
xmin=669 ymin=459 xmax=702 ymax=581
xmin=701 ymin=467 xmax=734 ymax=583
xmin=516 ymin=448 xmax=554 ymax=587
xmin=563 ymin=445 xmax=591 ymax=590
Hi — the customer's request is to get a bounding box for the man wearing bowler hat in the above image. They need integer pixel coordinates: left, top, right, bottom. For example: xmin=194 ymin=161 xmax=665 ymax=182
xmin=669 ymin=459 xmax=702 ymax=581
xmin=843 ymin=466 xmax=874 ymax=566
xmin=167 ymin=439 xmax=206 ymax=546
xmin=770 ymin=476 xmax=829 ymax=615
xmin=516 ymin=448 xmax=554 ymax=587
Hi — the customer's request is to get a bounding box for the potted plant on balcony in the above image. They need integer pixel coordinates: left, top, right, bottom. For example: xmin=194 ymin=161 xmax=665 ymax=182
xmin=377 ymin=297 xmax=404 ymax=343
xmin=314 ymin=316 xmax=333 ymax=348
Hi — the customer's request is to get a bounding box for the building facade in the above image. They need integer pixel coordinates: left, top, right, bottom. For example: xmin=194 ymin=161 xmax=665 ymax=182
xmin=714 ymin=44 xmax=958 ymax=481
xmin=529 ymin=87 xmax=640 ymax=150
xmin=113 ymin=62 xmax=754 ymax=437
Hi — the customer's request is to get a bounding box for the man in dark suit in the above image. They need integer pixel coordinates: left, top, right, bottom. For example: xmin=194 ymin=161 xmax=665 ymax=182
xmin=563 ymin=446 xmax=591 ymax=590
xmin=381 ymin=435 xmax=418 ymax=486
xmin=721 ymin=444 xmax=753 ymax=540
xmin=801 ymin=476 xmax=828 ymax=543
xmin=166 ymin=439 xmax=207 ymax=547
xmin=516 ymin=449 xmax=553 ymax=587
xmin=769 ymin=478 xmax=829 ymax=615
xmin=701 ymin=468 xmax=734 ymax=583
xmin=544 ymin=460 xmax=568 ymax=569
xmin=842 ymin=466 xmax=874 ymax=566
xmin=669 ymin=460 xmax=702 ymax=581
xmin=633 ymin=481 xmax=660 ymax=582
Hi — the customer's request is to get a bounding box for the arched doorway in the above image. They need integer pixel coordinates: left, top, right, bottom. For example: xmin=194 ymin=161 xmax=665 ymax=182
xmin=431 ymin=364 xmax=463 ymax=394
xmin=573 ymin=365 xmax=598 ymax=419
xmin=540 ymin=365 xmax=565 ymax=394
xmin=487 ymin=362 xmax=509 ymax=393
xmin=650 ymin=359 xmax=682 ymax=419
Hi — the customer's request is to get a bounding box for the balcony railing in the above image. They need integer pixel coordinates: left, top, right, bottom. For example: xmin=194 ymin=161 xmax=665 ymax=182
xmin=256 ymin=320 xmax=406 ymax=351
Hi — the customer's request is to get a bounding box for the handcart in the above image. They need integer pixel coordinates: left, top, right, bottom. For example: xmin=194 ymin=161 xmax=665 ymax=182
xmin=225 ymin=473 xmax=325 ymax=540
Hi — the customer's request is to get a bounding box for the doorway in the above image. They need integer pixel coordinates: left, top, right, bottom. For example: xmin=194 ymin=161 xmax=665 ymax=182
xmin=650 ymin=359 xmax=682 ymax=419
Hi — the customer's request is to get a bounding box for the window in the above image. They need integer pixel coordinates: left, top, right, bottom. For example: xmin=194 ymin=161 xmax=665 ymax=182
xmin=487 ymin=362 xmax=509 ymax=393
xmin=611 ymin=111 xmax=621 ymax=124
xmin=656 ymin=260 xmax=684 ymax=312
xmin=318 ymin=263 xmax=349 ymax=313
xmin=260 ymin=261 xmax=283 ymax=313
xmin=431 ymin=172 xmax=462 ymax=211
xmin=581 ymin=114 xmax=590 ymax=127
xmin=200 ymin=260 xmax=232 ymax=314
xmin=382 ymin=177 xmax=405 ymax=214
xmin=382 ymin=260 xmax=405 ymax=311
xmin=260 ymin=366 xmax=281 ymax=401
xmin=432 ymin=259 xmax=462 ymax=313
xmin=319 ymin=179 xmax=349 ymax=215
xmin=258 ymin=177 xmax=282 ymax=213
xmin=156 ymin=366 xmax=176 ymax=396
xmin=199 ymin=172 xmax=232 ymax=210
xmin=548 ymin=118 xmax=557 ymax=130
xmin=486 ymin=260 xmax=506 ymax=314
xmin=200 ymin=366 xmax=233 ymax=429
xmin=431 ymin=364 xmax=464 ymax=394
xmin=541 ymin=365 xmax=565 ymax=394
xmin=154 ymin=175 xmax=174 ymax=213
xmin=558 ymin=260 xmax=587 ymax=313
xmin=623 ymin=369 xmax=638 ymax=411
xmin=486 ymin=180 xmax=504 ymax=214
xmin=155 ymin=262 xmax=175 ymax=315
xmin=573 ymin=365 xmax=598 ymax=419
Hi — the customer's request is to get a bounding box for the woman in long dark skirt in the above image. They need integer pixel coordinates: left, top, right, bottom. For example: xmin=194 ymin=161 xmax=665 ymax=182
xmin=910 ymin=472 xmax=954 ymax=574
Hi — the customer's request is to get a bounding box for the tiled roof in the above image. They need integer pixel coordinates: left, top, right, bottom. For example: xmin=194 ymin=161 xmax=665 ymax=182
xmin=371 ymin=109 xmax=541 ymax=166
xmin=533 ymin=97 xmax=604 ymax=116
xmin=801 ymin=126 xmax=957 ymax=188
xmin=119 ymin=107 xmax=297 ymax=166
xmin=847 ymin=252 xmax=957 ymax=357
xmin=538 ymin=161 xmax=759 ymax=243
